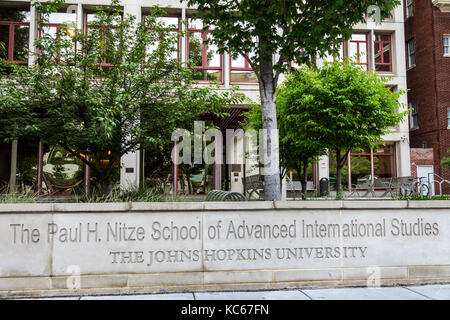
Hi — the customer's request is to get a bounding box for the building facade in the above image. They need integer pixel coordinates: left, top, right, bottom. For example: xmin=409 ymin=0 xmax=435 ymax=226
xmin=0 ymin=0 xmax=411 ymax=196
xmin=316 ymin=4 xmax=411 ymax=191
xmin=404 ymin=0 xmax=450 ymax=190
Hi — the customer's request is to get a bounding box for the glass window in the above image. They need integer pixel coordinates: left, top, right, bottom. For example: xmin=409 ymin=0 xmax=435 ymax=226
xmin=349 ymin=33 xmax=368 ymax=70
xmin=350 ymin=155 xmax=371 ymax=186
xmin=406 ymin=0 xmax=413 ymax=19
xmin=407 ymin=39 xmax=415 ymax=68
xmin=374 ymin=33 xmax=392 ymax=72
xmin=410 ymin=101 xmax=418 ymax=128
xmin=337 ymin=144 xmax=396 ymax=191
xmin=447 ymin=108 xmax=450 ymax=128
xmin=144 ymin=14 xmax=181 ymax=61
xmin=444 ymin=35 xmax=450 ymax=56
xmin=40 ymin=11 xmax=77 ymax=61
xmin=230 ymin=51 xmax=257 ymax=83
xmin=0 ymin=8 xmax=30 ymax=64
xmin=85 ymin=12 xmax=123 ymax=66
xmin=187 ymin=18 xmax=222 ymax=82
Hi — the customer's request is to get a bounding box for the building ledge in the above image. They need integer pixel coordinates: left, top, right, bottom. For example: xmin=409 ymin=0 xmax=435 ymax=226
xmin=433 ymin=0 xmax=450 ymax=12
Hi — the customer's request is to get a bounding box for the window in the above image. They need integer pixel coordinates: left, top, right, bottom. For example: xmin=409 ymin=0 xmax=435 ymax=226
xmin=0 ymin=7 xmax=30 ymax=64
xmin=447 ymin=108 xmax=450 ymax=128
xmin=187 ymin=18 xmax=222 ymax=82
xmin=230 ymin=53 xmax=257 ymax=83
xmin=348 ymin=33 xmax=369 ymax=70
xmin=374 ymin=33 xmax=393 ymax=72
xmin=406 ymin=0 xmax=413 ymax=19
xmin=143 ymin=15 xmax=181 ymax=61
xmin=85 ymin=11 xmax=123 ymax=66
xmin=40 ymin=11 xmax=77 ymax=61
xmin=330 ymin=144 xmax=396 ymax=191
xmin=407 ymin=39 xmax=415 ymax=68
xmin=444 ymin=35 xmax=450 ymax=57
xmin=410 ymin=101 xmax=418 ymax=128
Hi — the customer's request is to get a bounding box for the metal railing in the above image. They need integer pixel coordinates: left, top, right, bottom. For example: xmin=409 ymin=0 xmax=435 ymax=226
xmin=427 ymin=173 xmax=450 ymax=196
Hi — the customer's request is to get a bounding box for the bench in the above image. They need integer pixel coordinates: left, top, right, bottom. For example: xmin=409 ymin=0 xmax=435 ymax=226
xmin=286 ymin=181 xmax=315 ymax=199
xmin=348 ymin=176 xmax=415 ymax=198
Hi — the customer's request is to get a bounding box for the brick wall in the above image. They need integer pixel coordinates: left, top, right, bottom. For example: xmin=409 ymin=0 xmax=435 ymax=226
xmin=405 ymin=0 xmax=450 ymax=188
xmin=410 ymin=148 xmax=434 ymax=177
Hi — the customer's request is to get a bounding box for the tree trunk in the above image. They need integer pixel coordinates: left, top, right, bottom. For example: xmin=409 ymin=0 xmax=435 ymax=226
xmin=186 ymin=173 xmax=192 ymax=194
xmin=301 ymin=162 xmax=308 ymax=201
xmin=98 ymin=176 xmax=112 ymax=195
xmin=258 ymin=43 xmax=281 ymax=201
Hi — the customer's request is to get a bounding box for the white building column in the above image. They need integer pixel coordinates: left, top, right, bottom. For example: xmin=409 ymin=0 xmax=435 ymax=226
xmin=230 ymin=130 xmax=244 ymax=193
xmin=120 ymin=149 xmax=141 ymax=190
xmin=397 ymin=138 xmax=412 ymax=177
xmin=317 ymin=155 xmax=330 ymax=181
xmin=28 ymin=5 xmax=37 ymax=65
xmin=120 ymin=4 xmax=142 ymax=191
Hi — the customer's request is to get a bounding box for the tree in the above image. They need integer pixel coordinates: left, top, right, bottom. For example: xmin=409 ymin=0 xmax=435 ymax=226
xmin=0 ymin=1 xmax=244 ymax=193
xmin=276 ymin=68 xmax=327 ymax=200
xmin=243 ymin=67 xmax=326 ymax=200
xmin=442 ymin=151 xmax=450 ymax=169
xmin=184 ymin=0 xmax=400 ymax=200
xmin=309 ymin=59 xmax=407 ymax=194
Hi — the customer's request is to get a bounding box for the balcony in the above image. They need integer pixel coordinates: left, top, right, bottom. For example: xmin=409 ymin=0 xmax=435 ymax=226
xmin=433 ymin=0 xmax=450 ymax=12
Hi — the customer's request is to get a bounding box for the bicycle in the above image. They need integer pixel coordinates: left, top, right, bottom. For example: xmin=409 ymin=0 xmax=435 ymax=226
xmin=413 ymin=177 xmax=430 ymax=197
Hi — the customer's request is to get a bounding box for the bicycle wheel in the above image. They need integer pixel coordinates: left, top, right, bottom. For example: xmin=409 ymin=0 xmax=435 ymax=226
xmin=399 ymin=185 xmax=413 ymax=197
xmin=419 ymin=184 xmax=430 ymax=197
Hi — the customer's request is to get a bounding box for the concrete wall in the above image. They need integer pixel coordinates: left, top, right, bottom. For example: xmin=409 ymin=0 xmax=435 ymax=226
xmin=0 ymin=201 xmax=449 ymax=298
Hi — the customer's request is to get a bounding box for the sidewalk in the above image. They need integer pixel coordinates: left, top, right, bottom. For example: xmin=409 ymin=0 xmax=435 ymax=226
xmin=9 ymin=284 xmax=450 ymax=300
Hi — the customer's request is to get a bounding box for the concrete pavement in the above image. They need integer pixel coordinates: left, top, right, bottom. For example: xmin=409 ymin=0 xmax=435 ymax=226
xmin=9 ymin=284 xmax=450 ymax=300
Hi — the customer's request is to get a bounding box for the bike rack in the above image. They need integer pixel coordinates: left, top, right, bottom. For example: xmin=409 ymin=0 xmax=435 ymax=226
xmin=428 ymin=173 xmax=450 ymax=196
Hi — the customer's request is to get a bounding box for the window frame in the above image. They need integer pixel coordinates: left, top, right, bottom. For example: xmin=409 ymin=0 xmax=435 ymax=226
xmin=374 ymin=33 xmax=393 ymax=73
xmin=84 ymin=10 xmax=123 ymax=67
xmin=186 ymin=18 xmax=223 ymax=83
xmin=410 ymin=101 xmax=419 ymax=129
xmin=0 ymin=8 xmax=30 ymax=65
xmin=229 ymin=53 xmax=257 ymax=84
xmin=38 ymin=11 xmax=78 ymax=63
xmin=406 ymin=0 xmax=414 ymax=19
xmin=444 ymin=35 xmax=450 ymax=57
xmin=348 ymin=33 xmax=369 ymax=71
xmin=143 ymin=14 xmax=182 ymax=61
xmin=447 ymin=108 xmax=450 ymax=129
xmin=407 ymin=38 xmax=416 ymax=69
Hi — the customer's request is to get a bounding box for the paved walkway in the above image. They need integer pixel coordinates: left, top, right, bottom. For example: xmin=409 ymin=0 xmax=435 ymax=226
xmin=11 ymin=284 xmax=450 ymax=300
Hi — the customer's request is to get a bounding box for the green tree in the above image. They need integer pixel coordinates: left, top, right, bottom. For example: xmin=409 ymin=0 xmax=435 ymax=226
xmin=0 ymin=0 xmax=244 ymax=193
xmin=243 ymin=67 xmax=326 ymax=200
xmin=442 ymin=151 xmax=450 ymax=169
xmin=311 ymin=59 xmax=407 ymax=194
xmin=184 ymin=0 xmax=400 ymax=200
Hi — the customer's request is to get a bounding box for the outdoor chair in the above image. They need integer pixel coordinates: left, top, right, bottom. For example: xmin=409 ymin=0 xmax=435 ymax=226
xmin=373 ymin=177 xmax=395 ymax=197
xmin=349 ymin=177 xmax=394 ymax=198
xmin=392 ymin=176 xmax=415 ymax=197
xmin=348 ymin=178 xmax=372 ymax=198
xmin=286 ymin=180 xmax=315 ymax=199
